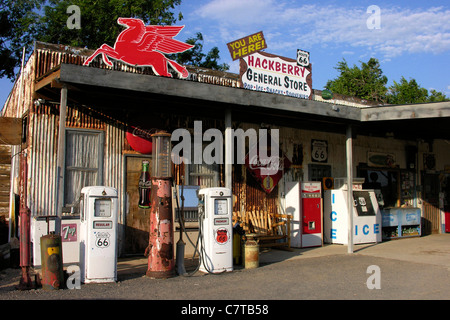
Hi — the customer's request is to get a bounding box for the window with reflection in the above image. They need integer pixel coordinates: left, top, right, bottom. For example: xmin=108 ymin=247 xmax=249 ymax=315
xmin=358 ymin=167 xmax=400 ymax=208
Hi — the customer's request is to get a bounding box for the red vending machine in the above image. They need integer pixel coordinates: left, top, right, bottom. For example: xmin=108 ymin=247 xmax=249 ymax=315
xmin=301 ymin=182 xmax=323 ymax=247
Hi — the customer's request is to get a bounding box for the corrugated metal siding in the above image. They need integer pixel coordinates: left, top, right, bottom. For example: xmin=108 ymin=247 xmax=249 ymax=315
xmin=28 ymin=107 xmax=58 ymax=216
xmin=27 ymin=103 xmax=126 ymax=218
xmin=2 ymin=53 xmax=35 ymax=118
xmin=103 ymin=123 xmax=125 ymax=222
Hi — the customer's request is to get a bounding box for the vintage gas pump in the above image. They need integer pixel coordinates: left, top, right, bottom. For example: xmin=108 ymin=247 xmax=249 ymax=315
xmin=79 ymin=186 xmax=118 ymax=283
xmin=198 ymin=187 xmax=233 ymax=273
xmin=145 ymin=132 xmax=175 ymax=279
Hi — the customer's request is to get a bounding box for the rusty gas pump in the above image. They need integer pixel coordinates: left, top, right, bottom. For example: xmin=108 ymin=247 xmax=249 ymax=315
xmin=145 ymin=132 xmax=175 ymax=279
xmin=17 ymin=150 xmax=33 ymax=290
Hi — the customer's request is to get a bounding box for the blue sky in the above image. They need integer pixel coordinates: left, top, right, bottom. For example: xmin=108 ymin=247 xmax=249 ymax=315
xmin=1 ymin=0 xmax=449 ymax=109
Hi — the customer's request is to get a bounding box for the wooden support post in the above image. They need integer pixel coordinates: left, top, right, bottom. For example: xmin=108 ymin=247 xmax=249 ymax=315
xmin=55 ymin=86 xmax=67 ymax=235
xmin=225 ymin=108 xmax=232 ymax=191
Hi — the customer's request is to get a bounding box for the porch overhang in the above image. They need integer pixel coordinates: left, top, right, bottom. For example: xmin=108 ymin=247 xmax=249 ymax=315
xmin=33 ymin=63 xmax=450 ymax=140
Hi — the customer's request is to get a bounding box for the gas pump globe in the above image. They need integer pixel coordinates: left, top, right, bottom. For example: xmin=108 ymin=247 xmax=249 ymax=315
xmin=152 ymin=132 xmax=171 ymax=178
xmin=146 ymin=131 xmax=175 ymax=278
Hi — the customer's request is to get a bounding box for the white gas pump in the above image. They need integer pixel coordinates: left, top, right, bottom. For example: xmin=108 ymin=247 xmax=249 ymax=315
xmin=198 ymin=187 xmax=233 ymax=273
xmin=79 ymin=186 xmax=118 ymax=283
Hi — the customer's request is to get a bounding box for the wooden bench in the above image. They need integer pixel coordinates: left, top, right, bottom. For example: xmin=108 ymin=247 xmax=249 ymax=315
xmin=233 ymin=208 xmax=291 ymax=250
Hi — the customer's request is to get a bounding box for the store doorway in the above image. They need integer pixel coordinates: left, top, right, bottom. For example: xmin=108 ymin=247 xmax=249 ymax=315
xmin=422 ymin=172 xmax=440 ymax=234
xmin=124 ymin=155 xmax=152 ymax=255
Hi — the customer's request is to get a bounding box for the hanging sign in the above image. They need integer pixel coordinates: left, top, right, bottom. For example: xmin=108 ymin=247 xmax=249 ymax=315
xmin=244 ymin=134 xmax=291 ymax=193
xmin=227 ymin=31 xmax=267 ymax=61
xmin=84 ymin=17 xmax=194 ymax=78
xmin=240 ymin=51 xmax=312 ymax=100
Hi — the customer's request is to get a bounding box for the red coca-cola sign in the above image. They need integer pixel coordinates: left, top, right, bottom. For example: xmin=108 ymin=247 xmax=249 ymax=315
xmin=126 ymin=126 xmax=153 ymax=154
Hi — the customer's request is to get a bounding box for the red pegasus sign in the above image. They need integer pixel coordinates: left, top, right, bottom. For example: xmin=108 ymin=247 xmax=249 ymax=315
xmin=84 ymin=17 xmax=194 ymax=78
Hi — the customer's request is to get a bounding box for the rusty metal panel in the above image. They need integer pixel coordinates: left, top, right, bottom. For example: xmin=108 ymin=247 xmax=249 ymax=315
xmin=28 ymin=109 xmax=58 ymax=217
xmin=103 ymin=123 xmax=124 ymax=220
xmin=2 ymin=53 xmax=35 ymax=118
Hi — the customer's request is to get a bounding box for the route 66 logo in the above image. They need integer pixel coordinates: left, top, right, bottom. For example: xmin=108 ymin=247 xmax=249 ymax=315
xmin=297 ymin=49 xmax=310 ymax=67
xmin=311 ymin=139 xmax=328 ymax=162
xmin=95 ymin=232 xmax=110 ymax=248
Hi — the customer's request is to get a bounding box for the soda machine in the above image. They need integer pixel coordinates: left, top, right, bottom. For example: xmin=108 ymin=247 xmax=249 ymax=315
xmin=285 ymin=181 xmax=323 ymax=248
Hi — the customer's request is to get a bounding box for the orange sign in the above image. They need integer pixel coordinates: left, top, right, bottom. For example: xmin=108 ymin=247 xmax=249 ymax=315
xmin=227 ymin=31 xmax=267 ymax=61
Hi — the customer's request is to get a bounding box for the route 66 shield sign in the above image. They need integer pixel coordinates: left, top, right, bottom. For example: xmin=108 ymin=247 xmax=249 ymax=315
xmin=297 ymin=49 xmax=310 ymax=67
xmin=311 ymin=139 xmax=328 ymax=162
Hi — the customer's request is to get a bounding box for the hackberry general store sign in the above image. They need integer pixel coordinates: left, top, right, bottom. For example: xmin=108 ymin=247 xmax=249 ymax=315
xmin=240 ymin=51 xmax=312 ymax=100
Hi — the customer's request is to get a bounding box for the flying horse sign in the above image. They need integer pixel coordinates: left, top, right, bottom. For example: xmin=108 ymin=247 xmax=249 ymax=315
xmin=84 ymin=18 xmax=194 ymax=78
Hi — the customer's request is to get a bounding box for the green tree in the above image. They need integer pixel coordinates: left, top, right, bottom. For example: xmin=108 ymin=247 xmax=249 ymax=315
xmin=326 ymin=58 xmax=388 ymax=103
xmin=387 ymin=77 xmax=449 ymax=104
xmin=37 ymin=0 xmax=183 ymax=49
xmin=174 ymin=32 xmax=229 ymax=71
xmin=0 ymin=0 xmax=44 ymax=79
xmin=427 ymin=89 xmax=449 ymax=102
xmin=0 ymin=0 xmax=183 ymax=80
xmin=387 ymin=76 xmax=428 ymax=104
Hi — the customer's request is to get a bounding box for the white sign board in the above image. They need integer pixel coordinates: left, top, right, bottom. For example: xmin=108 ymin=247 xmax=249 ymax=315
xmin=240 ymin=51 xmax=312 ymax=100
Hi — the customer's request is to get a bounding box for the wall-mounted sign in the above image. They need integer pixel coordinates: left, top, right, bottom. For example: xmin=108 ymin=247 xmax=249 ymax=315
xmin=84 ymin=17 xmax=194 ymax=78
xmin=0 ymin=117 xmax=22 ymax=145
xmin=126 ymin=126 xmax=153 ymax=154
xmin=311 ymin=139 xmax=328 ymax=163
xmin=296 ymin=49 xmax=310 ymax=67
xmin=61 ymin=223 xmax=77 ymax=242
xmin=244 ymin=134 xmax=291 ymax=193
xmin=368 ymin=152 xmax=396 ymax=168
xmin=240 ymin=51 xmax=312 ymax=100
xmin=227 ymin=31 xmax=267 ymax=61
